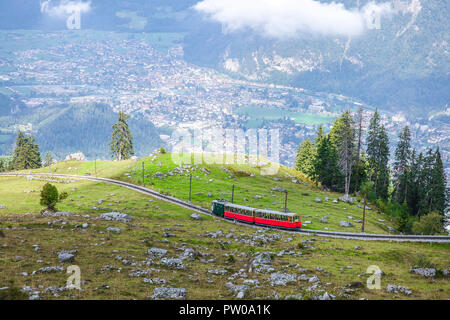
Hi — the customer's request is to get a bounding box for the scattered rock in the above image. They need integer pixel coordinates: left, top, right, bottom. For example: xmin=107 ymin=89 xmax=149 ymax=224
xmin=152 ymin=287 xmax=186 ymax=299
xmin=106 ymin=227 xmax=122 ymax=234
xmin=340 ymin=221 xmax=353 ymax=227
xmin=41 ymin=211 xmax=70 ymax=217
xmin=339 ymin=195 xmax=355 ymax=204
xmin=38 ymin=266 xmax=64 ymax=273
xmin=160 ymin=258 xmax=185 ymax=270
xmin=190 ymin=213 xmax=202 ymax=220
xmin=58 ymin=251 xmax=75 ymax=263
xmin=410 ymin=267 xmax=436 ymax=278
xmin=314 ymin=198 xmax=322 ymax=203
xmin=143 ymin=278 xmax=166 ymax=285
xmin=226 ymin=282 xmax=249 ymax=299
xmin=147 ymin=248 xmax=168 ymax=259
xmin=99 ymin=212 xmax=132 ymax=223
xmin=270 ymin=272 xmax=297 ymax=286
xmin=271 ymin=187 xmax=287 ymax=193
xmin=386 ymin=284 xmax=412 ymax=296
xmin=251 ymin=252 xmax=272 ymax=268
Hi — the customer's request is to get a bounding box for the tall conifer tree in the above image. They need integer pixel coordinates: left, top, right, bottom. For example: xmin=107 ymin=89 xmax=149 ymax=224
xmin=110 ymin=112 xmax=135 ymax=161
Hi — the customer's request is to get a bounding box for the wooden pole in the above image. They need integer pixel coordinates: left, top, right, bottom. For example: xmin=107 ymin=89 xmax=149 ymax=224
xmin=284 ymin=191 xmax=288 ymax=213
xmin=231 ymin=184 xmax=235 ymax=203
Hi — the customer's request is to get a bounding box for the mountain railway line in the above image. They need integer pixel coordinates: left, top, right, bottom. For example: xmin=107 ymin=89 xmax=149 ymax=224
xmin=1 ymin=172 xmax=449 ymax=243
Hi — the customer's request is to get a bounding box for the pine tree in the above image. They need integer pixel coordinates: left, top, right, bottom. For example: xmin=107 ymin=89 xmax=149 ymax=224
xmin=421 ymin=148 xmax=436 ymax=214
xmin=360 ymin=181 xmax=374 ymax=233
xmin=366 ymin=110 xmax=390 ymax=200
xmin=393 ymin=126 xmax=412 ymax=203
xmin=355 ymin=107 xmax=364 ymax=163
xmin=313 ymin=135 xmax=342 ymax=191
xmin=110 ymin=112 xmax=134 ymax=161
xmin=351 ymin=150 xmax=368 ymax=194
xmin=428 ymin=148 xmax=446 ymax=215
xmin=330 ymin=110 xmax=356 ymax=197
xmin=314 ymin=125 xmax=325 ymax=144
xmin=44 ymin=151 xmax=53 ymax=167
xmin=407 ymin=151 xmax=421 ymax=216
xmin=12 ymin=131 xmax=42 ymax=170
xmin=295 ymin=139 xmax=316 ymax=179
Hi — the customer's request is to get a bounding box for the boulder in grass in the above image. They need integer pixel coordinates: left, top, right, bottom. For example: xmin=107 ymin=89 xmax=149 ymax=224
xmin=152 ymin=287 xmax=186 ymax=299
xmin=270 ymin=272 xmax=297 ymax=286
xmin=99 ymin=212 xmax=132 ymax=223
xmin=58 ymin=252 xmax=75 ymax=263
xmin=147 ymin=248 xmax=168 ymax=259
xmin=190 ymin=213 xmax=202 ymax=220
xmin=410 ymin=267 xmax=436 ymax=278
xmin=107 ymin=227 xmax=122 ymax=234
xmin=339 ymin=195 xmax=355 ymax=204
xmin=386 ymin=284 xmax=412 ymax=296
xmin=0 ymin=204 xmax=6 ymax=209
xmin=340 ymin=221 xmax=353 ymax=227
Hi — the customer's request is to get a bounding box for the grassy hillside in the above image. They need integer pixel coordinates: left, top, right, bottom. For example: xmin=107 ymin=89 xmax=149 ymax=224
xmin=0 ymin=176 xmax=449 ymax=300
xmin=25 ymin=152 xmax=396 ymax=234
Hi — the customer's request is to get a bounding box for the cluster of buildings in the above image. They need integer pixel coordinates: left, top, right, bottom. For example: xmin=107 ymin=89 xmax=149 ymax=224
xmin=0 ymin=31 xmax=447 ymax=169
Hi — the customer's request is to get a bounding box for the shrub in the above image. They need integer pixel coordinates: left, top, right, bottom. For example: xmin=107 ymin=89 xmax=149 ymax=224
xmin=395 ymin=204 xmax=413 ymax=234
xmin=160 ymin=147 xmax=166 ymax=154
xmin=40 ymin=183 xmax=68 ymax=211
xmin=412 ymin=212 xmax=445 ymax=235
xmin=412 ymin=254 xmax=435 ymax=269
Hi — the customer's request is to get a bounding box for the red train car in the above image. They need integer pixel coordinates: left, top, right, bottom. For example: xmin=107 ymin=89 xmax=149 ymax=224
xmin=213 ymin=200 xmax=301 ymax=230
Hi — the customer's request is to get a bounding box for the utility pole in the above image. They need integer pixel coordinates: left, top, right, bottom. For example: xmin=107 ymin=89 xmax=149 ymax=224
xmin=142 ymin=161 xmax=145 ymax=187
xmin=189 ymin=174 xmax=192 ymax=203
xmin=231 ymin=184 xmax=235 ymax=203
xmin=284 ymin=191 xmax=288 ymax=213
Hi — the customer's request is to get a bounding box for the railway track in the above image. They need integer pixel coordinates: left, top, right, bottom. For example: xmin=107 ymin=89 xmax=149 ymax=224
xmin=1 ymin=172 xmax=450 ymax=243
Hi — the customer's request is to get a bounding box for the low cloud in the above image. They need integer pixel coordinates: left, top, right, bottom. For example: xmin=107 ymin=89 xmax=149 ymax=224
xmin=40 ymin=0 xmax=92 ymax=18
xmin=194 ymin=0 xmax=393 ymax=38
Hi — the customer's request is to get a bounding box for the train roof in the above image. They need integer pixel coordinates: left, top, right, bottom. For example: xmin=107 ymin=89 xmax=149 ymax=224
xmin=255 ymin=208 xmax=298 ymax=217
xmin=224 ymin=202 xmax=255 ymax=211
xmin=213 ymin=200 xmax=298 ymax=217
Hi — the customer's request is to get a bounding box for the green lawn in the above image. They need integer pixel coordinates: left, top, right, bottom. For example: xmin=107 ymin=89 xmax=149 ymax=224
xmin=24 ymin=153 xmax=397 ymax=234
xmin=236 ymin=105 xmax=335 ymax=125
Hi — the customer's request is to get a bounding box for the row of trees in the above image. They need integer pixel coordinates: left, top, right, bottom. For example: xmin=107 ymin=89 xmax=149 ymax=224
xmin=0 ymin=111 xmax=135 ymax=172
xmin=296 ymin=108 xmax=447 ymax=221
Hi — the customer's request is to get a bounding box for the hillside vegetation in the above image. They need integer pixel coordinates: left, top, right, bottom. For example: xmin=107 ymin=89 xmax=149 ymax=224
xmin=25 ymin=152 xmax=397 ymax=234
xmin=0 ymin=175 xmax=448 ymax=300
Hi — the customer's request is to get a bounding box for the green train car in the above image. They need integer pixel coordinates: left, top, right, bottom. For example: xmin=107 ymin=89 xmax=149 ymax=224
xmin=212 ymin=199 xmax=227 ymax=217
